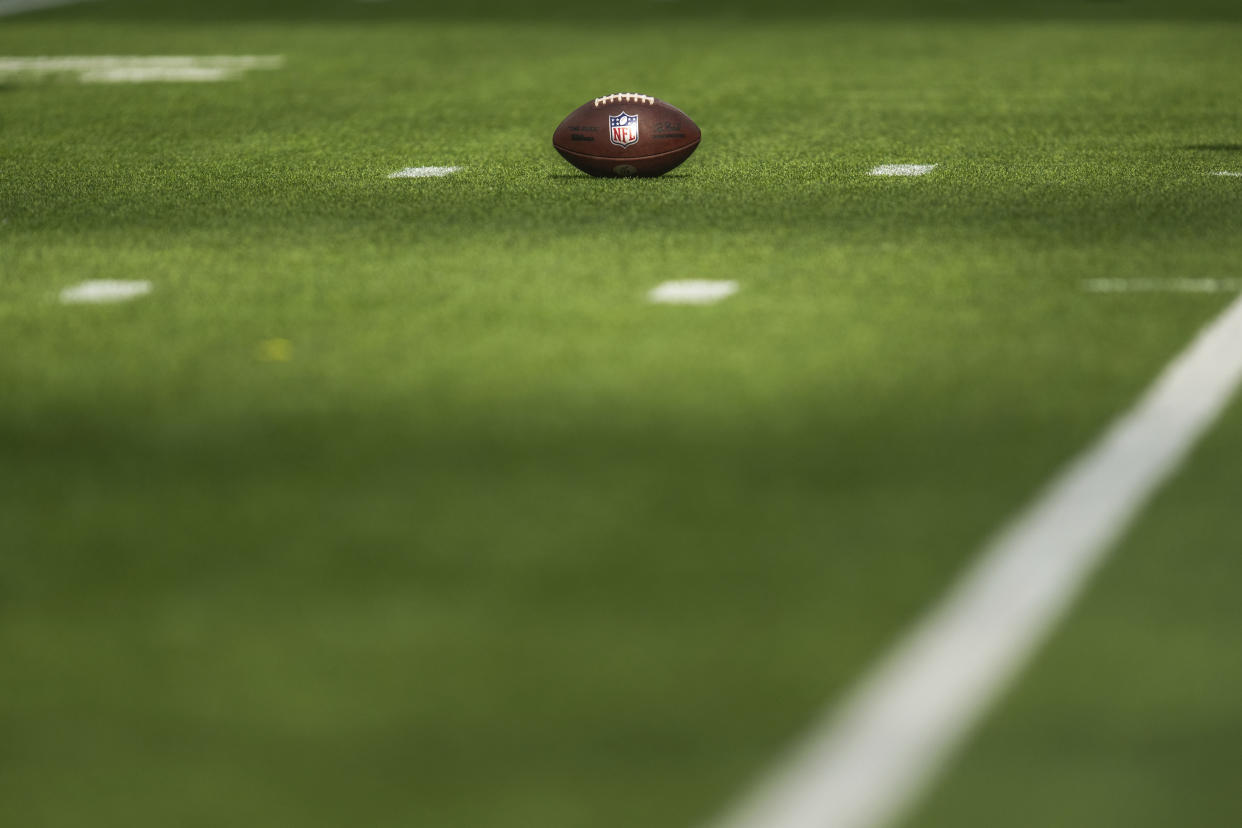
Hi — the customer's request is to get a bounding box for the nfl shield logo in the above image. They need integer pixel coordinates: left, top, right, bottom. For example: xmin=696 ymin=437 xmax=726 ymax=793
xmin=609 ymin=111 xmax=640 ymax=148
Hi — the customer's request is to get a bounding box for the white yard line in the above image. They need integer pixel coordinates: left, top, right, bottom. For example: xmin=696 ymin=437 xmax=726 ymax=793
xmin=388 ymin=166 xmax=462 ymax=179
xmin=1212 ymin=171 xmax=1242 ymax=177
xmin=0 ymin=0 xmax=93 ymax=16
xmin=868 ymin=164 xmax=937 ymax=177
xmin=710 ymin=291 xmax=1242 ymax=828
xmin=648 ymin=280 xmax=739 ymax=305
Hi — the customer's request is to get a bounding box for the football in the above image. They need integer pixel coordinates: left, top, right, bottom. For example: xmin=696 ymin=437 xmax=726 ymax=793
xmin=553 ymin=93 xmax=702 ymax=178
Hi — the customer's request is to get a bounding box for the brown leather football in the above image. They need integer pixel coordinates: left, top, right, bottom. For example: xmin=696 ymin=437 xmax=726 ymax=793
xmin=553 ymin=93 xmax=702 ymax=178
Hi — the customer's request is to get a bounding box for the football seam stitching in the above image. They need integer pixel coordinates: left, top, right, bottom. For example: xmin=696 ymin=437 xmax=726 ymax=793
xmin=592 ymin=93 xmax=656 ymax=107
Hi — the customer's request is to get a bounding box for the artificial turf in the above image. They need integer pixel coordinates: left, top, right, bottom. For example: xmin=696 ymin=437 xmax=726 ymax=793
xmin=2 ymin=2 xmax=1241 ymax=826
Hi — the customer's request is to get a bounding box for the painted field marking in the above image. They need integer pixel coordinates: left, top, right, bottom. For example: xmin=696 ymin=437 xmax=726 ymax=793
xmin=388 ymin=166 xmax=462 ymax=179
xmin=869 ymin=164 xmax=937 ymax=177
xmin=710 ymin=291 xmax=1242 ymax=828
xmin=0 ymin=56 xmax=284 ymax=83
xmin=59 ymin=280 xmax=152 ymax=304
xmin=0 ymin=0 xmax=93 ymax=16
xmin=1213 ymin=171 xmax=1242 ymax=177
xmin=82 ymin=66 xmax=233 ymax=83
xmin=648 ymin=280 xmax=739 ymax=305
xmin=1084 ymin=278 xmax=1242 ymax=294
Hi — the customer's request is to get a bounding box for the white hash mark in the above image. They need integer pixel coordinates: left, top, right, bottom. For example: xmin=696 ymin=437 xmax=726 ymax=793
xmin=1212 ymin=171 xmax=1242 ymax=177
xmin=60 ymin=280 xmax=153 ymax=304
xmin=388 ymin=166 xmax=462 ymax=179
xmin=868 ymin=164 xmax=937 ymax=177
xmin=709 ymin=292 xmax=1242 ymax=828
xmin=0 ymin=55 xmax=284 ymax=83
xmin=647 ymin=280 xmax=739 ymax=305
xmin=1084 ymin=278 xmax=1242 ymax=294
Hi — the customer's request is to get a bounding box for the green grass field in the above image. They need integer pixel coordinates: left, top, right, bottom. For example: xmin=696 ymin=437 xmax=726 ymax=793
xmin=3 ymin=1 xmax=1241 ymax=826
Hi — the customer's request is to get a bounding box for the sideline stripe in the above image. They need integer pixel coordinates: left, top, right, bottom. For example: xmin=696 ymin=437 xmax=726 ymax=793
xmin=0 ymin=0 xmax=93 ymax=16
xmin=711 ymin=291 xmax=1242 ymax=828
